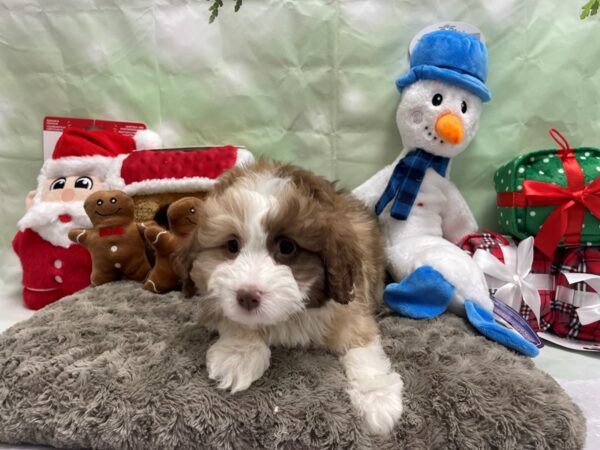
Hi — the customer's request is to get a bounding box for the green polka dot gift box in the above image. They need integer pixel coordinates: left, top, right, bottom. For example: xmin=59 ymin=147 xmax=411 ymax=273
xmin=495 ymin=129 xmax=600 ymax=258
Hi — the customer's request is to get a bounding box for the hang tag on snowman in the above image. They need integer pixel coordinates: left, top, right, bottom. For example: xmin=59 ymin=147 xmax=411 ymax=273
xmin=408 ymin=22 xmax=486 ymax=56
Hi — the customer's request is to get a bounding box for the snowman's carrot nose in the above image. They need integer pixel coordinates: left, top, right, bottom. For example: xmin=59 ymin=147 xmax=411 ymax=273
xmin=435 ymin=112 xmax=464 ymax=144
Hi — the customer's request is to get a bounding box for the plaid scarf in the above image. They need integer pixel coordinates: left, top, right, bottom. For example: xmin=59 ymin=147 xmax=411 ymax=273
xmin=375 ymin=148 xmax=450 ymax=220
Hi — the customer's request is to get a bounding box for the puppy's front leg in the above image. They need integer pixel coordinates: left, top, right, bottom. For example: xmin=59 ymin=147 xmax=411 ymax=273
xmin=207 ymin=326 xmax=271 ymax=393
xmin=342 ymin=336 xmax=403 ymax=435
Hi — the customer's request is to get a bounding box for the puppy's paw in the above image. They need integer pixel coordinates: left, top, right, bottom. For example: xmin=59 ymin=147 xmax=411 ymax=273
xmin=206 ymin=338 xmax=271 ymax=393
xmin=342 ymin=338 xmax=404 ymax=435
xmin=347 ymin=370 xmax=403 ymax=435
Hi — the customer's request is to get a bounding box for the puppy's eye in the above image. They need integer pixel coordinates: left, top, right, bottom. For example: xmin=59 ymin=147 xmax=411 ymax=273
xmin=226 ymin=239 xmax=240 ymax=254
xmin=50 ymin=177 xmax=66 ymax=190
xmin=432 ymin=93 xmax=443 ymax=106
xmin=461 ymin=101 xmax=468 ymax=114
xmin=190 ymin=207 xmax=196 ymax=214
xmin=277 ymin=239 xmax=296 ymax=256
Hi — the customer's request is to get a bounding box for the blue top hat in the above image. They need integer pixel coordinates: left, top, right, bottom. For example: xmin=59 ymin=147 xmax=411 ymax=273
xmin=396 ymin=30 xmax=491 ymax=102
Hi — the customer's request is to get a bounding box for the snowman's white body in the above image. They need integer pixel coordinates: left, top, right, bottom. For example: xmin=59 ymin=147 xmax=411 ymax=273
xmin=353 ymin=79 xmax=494 ymax=313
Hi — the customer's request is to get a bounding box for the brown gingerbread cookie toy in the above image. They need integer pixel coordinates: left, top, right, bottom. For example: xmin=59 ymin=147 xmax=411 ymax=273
xmin=68 ymin=191 xmax=151 ymax=286
xmin=141 ymin=197 xmax=202 ymax=293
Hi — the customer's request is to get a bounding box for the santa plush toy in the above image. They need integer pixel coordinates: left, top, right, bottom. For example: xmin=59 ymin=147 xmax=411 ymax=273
xmin=12 ymin=128 xmax=161 ymax=310
xmin=13 ymin=127 xmax=253 ymax=310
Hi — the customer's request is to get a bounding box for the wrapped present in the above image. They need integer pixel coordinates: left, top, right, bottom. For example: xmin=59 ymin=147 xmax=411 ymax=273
xmin=460 ymin=232 xmax=559 ymax=331
xmin=494 ymin=128 xmax=600 ymax=258
xmin=551 ymin=246 xmax=600 ymax=341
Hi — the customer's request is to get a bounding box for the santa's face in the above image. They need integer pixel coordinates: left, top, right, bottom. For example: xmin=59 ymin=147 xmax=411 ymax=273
xmin=20 ymin=175 xmax=106 ymax=248
xmin=36 ymin=175 xmax=107 ymax=204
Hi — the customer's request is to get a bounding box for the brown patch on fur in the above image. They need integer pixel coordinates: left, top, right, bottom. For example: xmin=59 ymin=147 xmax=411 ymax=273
xmin=262 ymin=162 xmax=385 ymax=307
xmin=268 ymin=246 xmax=327 ymax=308
xmin=189 ymin=248 xmax=230 ymax=295
xmin=172 ymin=233 xmax=199 ymax=298
xmin=324 ymin=303 xmax=380 ymax=354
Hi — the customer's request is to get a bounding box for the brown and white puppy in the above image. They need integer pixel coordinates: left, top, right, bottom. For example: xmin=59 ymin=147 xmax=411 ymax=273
xmin=176 ymin=159 xmax=403 ymax=434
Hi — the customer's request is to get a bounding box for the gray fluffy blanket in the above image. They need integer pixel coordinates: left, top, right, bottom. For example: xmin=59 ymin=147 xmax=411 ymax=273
xmin=0 ymin=282 xmax=585 ymax=449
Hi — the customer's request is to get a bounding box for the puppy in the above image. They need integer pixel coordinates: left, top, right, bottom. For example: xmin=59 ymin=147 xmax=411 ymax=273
xmin=176 ymin=159 xmax=403 ymax=434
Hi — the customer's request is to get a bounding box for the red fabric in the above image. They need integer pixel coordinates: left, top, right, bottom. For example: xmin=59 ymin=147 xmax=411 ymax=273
xmin=99 ymin=226 xmax=125 ymax=237
xmin=496 ymin=191 xmax=527 ymax=208
xmin=53 ymin=128 xmax=136 ymax=159
xmin=460 ymin=232 xmax=559 ymax=332
xmin=522 ymin=178 xmax=600 ymax=257
xmin=551 ymin=246 xmax=600 ymax=341
xmin=459 ymin=231 xmax=509 ymax=257
xmin=120 ymin=146 xmax=239 ymax=185
xmin=461 ymin=232 xmax=600 ymax=342
xmin=11 ymin=229 xmax=92 ymax=310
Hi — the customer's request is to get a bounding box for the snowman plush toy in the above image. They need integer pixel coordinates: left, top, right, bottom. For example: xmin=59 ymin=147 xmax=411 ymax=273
xmin=354 ymin=29 xmax=538 ymax=357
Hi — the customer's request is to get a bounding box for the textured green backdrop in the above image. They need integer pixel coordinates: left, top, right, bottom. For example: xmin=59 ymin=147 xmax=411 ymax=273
xmin=1 ymin=0 xmax=599 ymax=298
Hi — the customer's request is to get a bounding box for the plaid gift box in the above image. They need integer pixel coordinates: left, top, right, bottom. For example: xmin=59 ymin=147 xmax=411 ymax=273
xmin=552 ymin=246 xmax=600 ymax=341
xmin=460 ymin=232 xmax=560 ymax=331
xmin=494 ymin=129 xmax=600 ymax=258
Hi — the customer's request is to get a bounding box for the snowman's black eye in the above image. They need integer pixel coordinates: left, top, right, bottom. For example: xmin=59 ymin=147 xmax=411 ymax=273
xmin=49 ymin=177 xmax=66 ymax=190
xmin=432 ymin=93 xmax=443 ymax=106
xmin=461 ymin=101 xmax=468 ymax=114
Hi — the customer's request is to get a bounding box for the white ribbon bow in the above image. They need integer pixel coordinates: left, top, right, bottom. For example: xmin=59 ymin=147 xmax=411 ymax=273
xmin=561 ymin=272 xmax=600 ymax=326
xmin=473 ymin=237 xmax=542 ymax=322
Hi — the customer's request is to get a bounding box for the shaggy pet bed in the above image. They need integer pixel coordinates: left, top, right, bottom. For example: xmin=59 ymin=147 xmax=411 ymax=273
xmin=0 ymin=282 xmax=585 ymax=449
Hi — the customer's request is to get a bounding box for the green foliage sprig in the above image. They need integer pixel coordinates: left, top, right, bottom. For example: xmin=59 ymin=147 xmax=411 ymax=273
xmin=208 ymin=0 xmax=243 ymax=23
xmin=207 ymin=1 xmax=595 ymax=22
xmin=581 ymin=0 xmax=599 ymax=19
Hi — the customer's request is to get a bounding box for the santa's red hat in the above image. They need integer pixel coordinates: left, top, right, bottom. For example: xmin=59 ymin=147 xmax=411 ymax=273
xmin=107 ymin=145 xmax=254 ymax=195
xmin=41 ymin=128 xmax=162 ymax=179
xmin=39 ymin=126 xmax=253 ymax=197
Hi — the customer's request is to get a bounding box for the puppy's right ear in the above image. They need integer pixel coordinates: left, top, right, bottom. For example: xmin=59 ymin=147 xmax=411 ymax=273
xmin=172 ymin=234 xmax=198 ymax=298
xmin=322 ymin=219 xmax=364 ymax=305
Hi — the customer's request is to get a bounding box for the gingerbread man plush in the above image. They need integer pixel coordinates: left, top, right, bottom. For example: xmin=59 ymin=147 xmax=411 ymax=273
xmin=142 ymin=197 xmax=202 ymax=293
xmin=68 ymin=190 xmax=151 ymax=285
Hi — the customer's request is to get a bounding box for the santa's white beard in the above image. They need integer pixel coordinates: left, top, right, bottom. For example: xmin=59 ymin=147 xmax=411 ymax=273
xmin=17 ymin=200 xmax=92 ymax=248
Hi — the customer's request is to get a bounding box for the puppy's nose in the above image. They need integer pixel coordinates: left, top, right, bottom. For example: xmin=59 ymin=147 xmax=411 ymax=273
xmin=236 ymin=288 xmax=262 ymax=311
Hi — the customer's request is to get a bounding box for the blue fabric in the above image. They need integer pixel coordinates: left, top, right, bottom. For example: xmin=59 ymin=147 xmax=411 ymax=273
xmin=396 ymin=65 xmax=491 ymax=103
xmin=375 ymin=148 xmax=449 ymax=220
xmin=385 ymin=265 xmax=539 ymax=357
xmin=465 ymin=300 xmax=540 ymax=357
xmin=396 ymin=30 xmax=491 ymax=102
xmin=384 ymin=266 xmax=454 ymax=319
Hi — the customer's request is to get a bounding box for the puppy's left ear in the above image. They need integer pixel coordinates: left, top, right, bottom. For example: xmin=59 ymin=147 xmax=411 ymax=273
xmin=323 ymin=221 xmax=363 ymax=304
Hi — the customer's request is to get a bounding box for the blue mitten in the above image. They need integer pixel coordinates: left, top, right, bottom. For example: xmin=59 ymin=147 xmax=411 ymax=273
xmin=384 ymin=266 xmax=454 ymax=319
xmin=465 ymin=300 xmax=540 ymax=357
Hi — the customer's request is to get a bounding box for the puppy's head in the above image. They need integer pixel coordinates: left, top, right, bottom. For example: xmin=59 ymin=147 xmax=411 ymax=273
xmin=176 ymin=160 xmax=365 ymax=327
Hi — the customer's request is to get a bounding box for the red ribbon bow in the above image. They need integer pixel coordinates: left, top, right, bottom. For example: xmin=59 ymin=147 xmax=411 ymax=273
xmin=519 ymin=129 xmax=600 ymax=257
xmin=523 ymin=177 xmax=600 ymax=257
xmin=497 ymin=129 xmax=600 ymax=257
